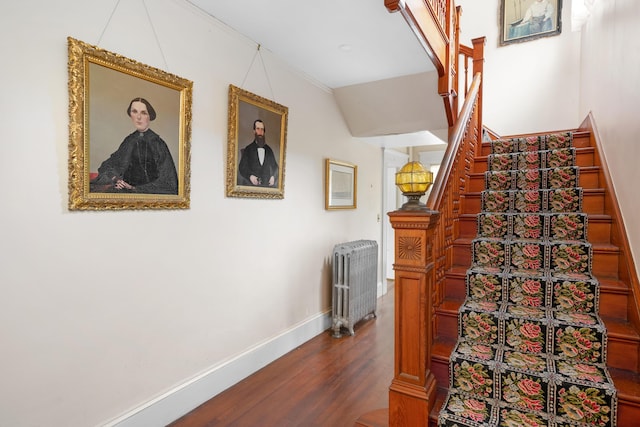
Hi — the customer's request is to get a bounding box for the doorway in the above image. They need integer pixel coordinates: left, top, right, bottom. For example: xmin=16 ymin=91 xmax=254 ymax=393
xmin=381 ymin=149 xmax=409 ymax=294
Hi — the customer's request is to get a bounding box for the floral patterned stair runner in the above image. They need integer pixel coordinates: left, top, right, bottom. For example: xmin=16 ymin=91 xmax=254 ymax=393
xmin=438 ymin=133 xmax=618 ymax=427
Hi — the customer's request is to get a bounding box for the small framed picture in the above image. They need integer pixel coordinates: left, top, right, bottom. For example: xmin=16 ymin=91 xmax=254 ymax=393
xmin=500 ymin=0 xmax=562 ymax=46
xmin=226 ymin=85 xmax=288 ymax=199
xmin=67 ymin=37 xmax=192 ymax=210
xmin=325 ymin=159 xmax=357 ymax=210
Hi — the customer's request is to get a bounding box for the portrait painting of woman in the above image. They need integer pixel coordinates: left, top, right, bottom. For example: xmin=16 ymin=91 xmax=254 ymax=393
xmin=67 ymin=37 xmax=192 ymax=210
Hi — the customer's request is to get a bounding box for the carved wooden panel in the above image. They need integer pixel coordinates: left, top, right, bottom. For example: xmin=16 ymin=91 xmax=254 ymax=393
xmin=398 ymin=236 xmax=422 ymax=261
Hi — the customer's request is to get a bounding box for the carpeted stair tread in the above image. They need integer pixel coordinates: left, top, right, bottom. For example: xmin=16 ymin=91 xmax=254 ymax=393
xmin=475 ymin=146 xmax=596 ymax=172
xmin=461 ymin=188 xmax=607 ymax=216
xmin=478 ymin=131 xmax=591 ymax=155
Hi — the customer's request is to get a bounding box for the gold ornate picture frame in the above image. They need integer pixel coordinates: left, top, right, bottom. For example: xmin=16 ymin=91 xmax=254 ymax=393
xmin=500 ymin=0 xmax=562 ymax=46
xmin=226 ymin=85 xmax=288 ymax=199
xmin=325 ymin=159 xmax=357 ymax=210
xmin=67 ymin=37 xmax=192 ymax=210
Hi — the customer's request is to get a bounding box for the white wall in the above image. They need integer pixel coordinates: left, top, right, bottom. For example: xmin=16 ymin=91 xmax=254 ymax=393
xmin=456 ymin=0 xmax=582 ymax=136
xmin=0 ymin=1 xmax=382 ymax=426
xmin=579 ymin=0 xmax=640 ymax=281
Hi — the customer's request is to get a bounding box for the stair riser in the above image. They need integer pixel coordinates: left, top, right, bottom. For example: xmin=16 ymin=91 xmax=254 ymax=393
xmin=472 ymin=159 xmax=487 ymax=174
xmin=592 ymin=248 xmax=620 ymax=277
xmin=572 ymin=134 xmax=592 ymax=148
xmin=462 ymin=191 xmax=606 ymax=215
xmin=473 ymin=148 xmax=595 ymax=174
xmin=459 ymin=214 xmax=612 ymax=243
xmin=435 ymin=308 xmax=458 ymax=340
xmin=453 ymin=242 xmax=618 ymax=277
xmin=586 ymin=218 xmax=612 ymax=244
xmin=452 ymin=242 xmax=471 ymax=267
xmin=479 ymin=134 xmax=592 ymax=156
xmin=467 ymin=175 xmax=483 ymax=193
xmin=467 ymin=168 xmax=600 ymax=193
xmin=575 ymin=148 xmax=595 ymax=167
xmin=441 ymin=279 xmax=627 ymax=321
xmin=599 ymin=290 xmax=629 ymax=319
xmin=582 ymin=191 xmax=606 ymax=214
xmin=460 ymin=194 xmax=480 ymax=214
xmin=444 ymin=275 xmax=466 ymax=301
xmin=579 ymin=167 xmax=600 ymax=188
xmin=617 ymin=400 xmax=640 ymax=427
xmin=607 ymin=337 xmax=640 ymax=371
xmin=459 ymin=216 xmax=478 ymax=238
xmin=431 ymin=355 xmax=450 ymax=388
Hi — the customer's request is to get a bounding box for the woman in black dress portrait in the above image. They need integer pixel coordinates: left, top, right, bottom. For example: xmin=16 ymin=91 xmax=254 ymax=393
xmin=90 ymin=97 xmax=178 ymax=194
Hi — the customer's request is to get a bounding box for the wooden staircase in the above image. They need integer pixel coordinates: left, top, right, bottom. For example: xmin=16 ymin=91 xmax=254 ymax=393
xmin=429 ymin=128 xmax=640 ymax=426
xmin=375 ymin=1 xmax=640 ymax=426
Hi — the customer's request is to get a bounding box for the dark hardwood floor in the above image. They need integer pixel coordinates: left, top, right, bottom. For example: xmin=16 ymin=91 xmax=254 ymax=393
xmin=169 ymin=283 xmax=394 ymax=427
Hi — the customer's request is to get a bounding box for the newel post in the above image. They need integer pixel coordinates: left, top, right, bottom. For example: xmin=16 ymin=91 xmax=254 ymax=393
xmin=387 ymin=209 xmax=440 ymax=426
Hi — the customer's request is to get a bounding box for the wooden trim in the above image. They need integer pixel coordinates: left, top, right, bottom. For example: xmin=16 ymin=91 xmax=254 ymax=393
xmin=579 ymin=112 xmax=640 ymax=334
xmin=471 ymin=37 xmax=485 ymax=142
xmin=387 ymin=0 xmax=448 ymax=77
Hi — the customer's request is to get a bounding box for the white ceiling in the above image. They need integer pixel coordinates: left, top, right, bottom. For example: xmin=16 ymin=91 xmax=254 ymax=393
xmin=186 ymin=0 xmax=435 ymax=89
xmin=185 ymin=0 xmax=446 ymax=142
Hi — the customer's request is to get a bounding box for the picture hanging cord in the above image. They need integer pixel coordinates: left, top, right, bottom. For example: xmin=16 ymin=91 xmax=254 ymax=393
xmin=240 ymin=44 xmax=277 ymax=102
xmin=96 ymin=0 xmax=170 ymax=72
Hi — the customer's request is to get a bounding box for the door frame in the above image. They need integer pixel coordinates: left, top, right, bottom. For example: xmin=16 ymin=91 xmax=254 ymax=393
xmin=381 ymin=149 xmax=409 ymax=294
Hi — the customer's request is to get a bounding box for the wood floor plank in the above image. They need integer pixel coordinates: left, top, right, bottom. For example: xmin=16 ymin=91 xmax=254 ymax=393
xmin=169 ymin=285 xmax=394 ymax=427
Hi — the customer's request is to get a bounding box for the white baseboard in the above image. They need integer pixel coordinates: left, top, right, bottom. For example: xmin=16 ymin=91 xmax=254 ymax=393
xmin=377 ymin=279 xmax=386 ymax=297
xmin=103 ymin=310 xmax=333 ymax=427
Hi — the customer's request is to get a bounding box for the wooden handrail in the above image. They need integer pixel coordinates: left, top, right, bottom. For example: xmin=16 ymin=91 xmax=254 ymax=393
xmin=427 ymin=72 xmax=481 ymax=210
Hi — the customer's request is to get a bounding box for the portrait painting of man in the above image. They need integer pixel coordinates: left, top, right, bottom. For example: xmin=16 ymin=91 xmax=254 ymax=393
xmin=226 ymin=85 xmax=288 ymax=199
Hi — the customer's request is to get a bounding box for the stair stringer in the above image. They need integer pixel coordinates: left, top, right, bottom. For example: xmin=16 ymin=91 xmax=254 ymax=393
xmin=580 ymin=113 xmax=640 ymax=342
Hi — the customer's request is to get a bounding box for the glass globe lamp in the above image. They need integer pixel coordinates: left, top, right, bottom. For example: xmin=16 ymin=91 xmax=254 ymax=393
xmin=395 ymin=161 xmax=433 ymax=211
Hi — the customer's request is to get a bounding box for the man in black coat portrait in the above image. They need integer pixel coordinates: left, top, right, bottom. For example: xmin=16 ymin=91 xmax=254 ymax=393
xmin=238 ymin=119 xmax=279 ymax=187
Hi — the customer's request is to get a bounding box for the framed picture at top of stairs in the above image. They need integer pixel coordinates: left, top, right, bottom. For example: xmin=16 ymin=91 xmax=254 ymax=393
xmin=500 ymin=0 xmax=563 ymax=46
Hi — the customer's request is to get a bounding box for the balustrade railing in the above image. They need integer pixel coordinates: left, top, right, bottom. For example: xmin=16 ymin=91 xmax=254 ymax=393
xmin=382 ymin=1 xmax=486 ymax=425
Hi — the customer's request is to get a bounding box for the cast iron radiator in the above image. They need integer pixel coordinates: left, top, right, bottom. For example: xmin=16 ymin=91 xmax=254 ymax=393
xmin=331 ymin=240 xmax=378 ymax=337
